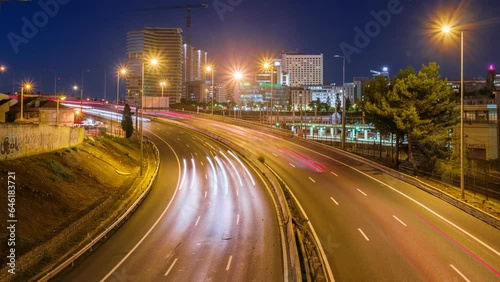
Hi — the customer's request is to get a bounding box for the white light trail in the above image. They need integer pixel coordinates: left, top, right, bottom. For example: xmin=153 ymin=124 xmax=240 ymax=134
xmin=219 ymin=150 xmax=243 ymax=187
xmin=206 ymin=156 xmax=218 ymax=195
xmin=215 ymin=155 xmax=230 ymax=195
xmin=227 ymin=150 xmax=255 ymax=186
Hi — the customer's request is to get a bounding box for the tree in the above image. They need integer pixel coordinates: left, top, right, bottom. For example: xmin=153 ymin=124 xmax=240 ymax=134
xmin=391 ymin=63 xmax=458 ymax=174
xmin=362 ymin=74 xmax=405 ymax=168
xmin=121 ymin=103 xmax=134 ymax=138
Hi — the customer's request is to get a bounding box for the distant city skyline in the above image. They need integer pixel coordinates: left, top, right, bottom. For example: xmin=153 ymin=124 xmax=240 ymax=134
xmin=0 ymin=0 xmax=499 ymax=98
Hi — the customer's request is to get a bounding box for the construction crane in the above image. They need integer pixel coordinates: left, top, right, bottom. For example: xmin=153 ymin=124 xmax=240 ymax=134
xmin=138 ymin=4 xmax=208 ymax=98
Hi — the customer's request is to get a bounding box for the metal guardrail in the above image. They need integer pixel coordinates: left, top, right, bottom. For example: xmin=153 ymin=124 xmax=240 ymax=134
xmin=37 ymin=140 xmax=160 ymax=281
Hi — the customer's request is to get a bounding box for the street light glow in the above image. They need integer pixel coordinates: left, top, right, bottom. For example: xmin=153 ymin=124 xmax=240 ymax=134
xmin=0 ymin=65 xmax=6 ymax=72
xmin=234 ymin=71 xmax=243 ymax=80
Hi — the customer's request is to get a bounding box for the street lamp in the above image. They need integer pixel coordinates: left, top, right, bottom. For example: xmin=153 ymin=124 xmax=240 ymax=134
xmin=233 ymin=71 xmax=243 ymax=118
xmin=442 ymin=25 xmax=465 ymax=200
xmin=205 ymin=64 xmax=215 ymax=115
xmin=140 ymin=57 xmax=160 ymax=176
xmin=263 ymin=62 xmax=274 ymax=124
xmin=334 ymin=54 xmax=346 ymax=150
xmin=20 ymin=82 xmax=32 ymax=121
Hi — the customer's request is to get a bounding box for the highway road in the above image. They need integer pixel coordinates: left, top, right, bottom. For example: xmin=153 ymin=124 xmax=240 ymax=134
xmin=165 ymin=112 xmax=500 ymax=282
xmin=54 ymin=119 xmax=283 ymax=281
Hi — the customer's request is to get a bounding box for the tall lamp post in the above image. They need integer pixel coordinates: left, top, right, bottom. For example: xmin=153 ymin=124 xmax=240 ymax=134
xmin=159 ymin=80 xmax=167 ymax=111
xmin=113 ymin=67 xmax=127 ymax=135
xmin=233 ymin=71 xmax=243 ymax=118
xmin=334 ymin=55 xmax=346 ymax=150
xmin=442 ymin=26 xmax=465 ymax=200
xmin=263 ymin=62 xmax=274 ymax=124
xmin=205 ymin=65 xmax=215 ymax=115
xmin=140 ymin=57 xmax=159 ymax=176
xmin=20 ymin=83 xmax=32 ymax=121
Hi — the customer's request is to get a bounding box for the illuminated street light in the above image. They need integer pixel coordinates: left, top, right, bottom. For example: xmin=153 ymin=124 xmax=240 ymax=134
xmin=20 ymin=82 xmax=32 ymax=121
xmin=441 ymin=25 xmax=465 ymax=200
xmin=334 ymin=54 xmax=346 ymax=150
xmin=233 ymin=71 xmax=243 ymax=118
xmin=262 ymin=61 xmax=274 ymax=124
xmin=159 ymin=80 xmax=167 ymax=97
xmin=140 ymin=57 xmax=160 ymax=176
xmin=205 ymin=64 xmax=215 ymax=115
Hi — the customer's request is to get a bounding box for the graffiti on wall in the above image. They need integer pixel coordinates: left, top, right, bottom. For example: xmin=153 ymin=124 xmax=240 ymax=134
xmin=1 ymin=135 xmax=22 ymax=157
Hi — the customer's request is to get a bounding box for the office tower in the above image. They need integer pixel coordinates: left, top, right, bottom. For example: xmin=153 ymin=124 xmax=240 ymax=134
xmin=127 ymin=27 xmax=183 ymax=105
xmin=281 ymin=50 xmax=323 ymax=87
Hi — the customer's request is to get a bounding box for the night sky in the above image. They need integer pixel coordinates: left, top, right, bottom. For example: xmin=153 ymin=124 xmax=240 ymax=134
xmin=0 ymin=0 xmax=499 ymax=98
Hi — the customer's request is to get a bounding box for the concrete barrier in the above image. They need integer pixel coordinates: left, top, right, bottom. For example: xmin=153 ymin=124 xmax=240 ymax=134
xmin=0 ymin=124 xmax=84 ymax=160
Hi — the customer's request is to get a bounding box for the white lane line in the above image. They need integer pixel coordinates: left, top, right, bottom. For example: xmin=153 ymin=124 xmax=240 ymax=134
xmin=176 ymin=137 xmax=180 ymax=141
xmin=195 ymin=216 xmax=201 ymax=227
xmin=204 ymin=191 xmax=207 ymax=198
xmin=236 ymin=214 xmax=240 ymax=225
xmin=289 ymin=163 xmax=296 ymax=168
xmin=164 ymin=258 xmax=178 ymax=276
xmin=205 ymin=174 xmax=208 ymax=179
xmin=194 ymin=152 xmax=198 ymax=156
xmin=272 ymin=153 xmax=278 ymax=157
xmin=330 ymin=171 xmax=338 ymax=177
xmin=393 ymin=215 xmax=407 ymax=227
xmin=200 ymin=161 xmax=204 ymax=166
xmin=225 ymin=255 xmax=233 ymax=271
xmin=450 ymin=264 xmax=471 ymax=282
xmin=286 ymin=140 xmax=500 ymax=257
xmin=357 ymin=189 xmax=367 ymax=196
xmin=186 ymin=144 xmax=190 ymax=148
xmin=330 ymin=197 xmax=339 ymax=205
xmin=358 ymin=228 xmax=370 ymax=241
xmin=309 ymin=177 xmax=316 ymax=183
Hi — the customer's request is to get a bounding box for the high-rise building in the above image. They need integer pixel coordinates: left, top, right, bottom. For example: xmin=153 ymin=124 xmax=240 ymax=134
xmin=353 ymin=77 xmax=369 ymax=102
xmin=282 ymin=50 xmax=323 ymax=87
xmin=126 ymin=27 xmax=183 ymax=105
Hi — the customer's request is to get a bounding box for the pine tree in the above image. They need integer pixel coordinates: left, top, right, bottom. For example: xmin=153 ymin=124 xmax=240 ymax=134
xmin=121 ymin=103 xmax=134 ymax=138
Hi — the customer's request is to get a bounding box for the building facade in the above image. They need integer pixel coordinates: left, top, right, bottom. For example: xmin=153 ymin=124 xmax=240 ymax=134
xmin=282 ymin=51 xmax=323 ymax=87
xmin=126 ymin=27 xmax=183 ymax=106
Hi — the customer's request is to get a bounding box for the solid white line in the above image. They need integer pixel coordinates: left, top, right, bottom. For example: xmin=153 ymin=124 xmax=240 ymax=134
xmin=225 ymin=255 xmax=233 ymax=271
xmin=100 ymin=130 xmax=181 ymax=282
xmin=393 ymin=215 xmax=407 ymax=227
xmin=330 ymin=197 xmax=339 ymax=205
xmin=236 ymin=214 xmax=240 ymax=225
xmin=164 ymin=258 xmax=178 ymax=276
xmin=309 ymin=177 xmax=315 ymax=183
xmin=195 ymin=216 xmax=200 ymax=226
xmin=450 ymin=264 xmax=471 ymax=282
xmin=330 ymin=171 xmax=338 ymax=177
xmin=357 ymin=189 xmax=367 ymax=196
xmin=289 ymin=163 xmax=296 ymax=168
xmin=358 ymin=228 xmax=370 ymax=241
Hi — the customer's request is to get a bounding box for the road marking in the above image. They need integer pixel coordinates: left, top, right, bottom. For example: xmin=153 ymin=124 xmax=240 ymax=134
xmin=194 ymin=152 xmax=198 ymax=156
xmin=195 ymin=216 xmax=200 ymax=227
xmin=393 ymin=215 xmax=407 ymax=226
xmin=418 ymin=214 xmax=500 ymax=278
xmin=100 ymin=130 xmax=182 ymax=282
xmin=236 ymin=214 xmax=240 ymax=225
xmin=176 ymin=137 xmax=181 ymax=141
xmin=289 ymin=163 xmax=296 ymax=168
xmin=205 ymin=174 xmax=208 ymax=179
xmin=330 ymin=197 xmax=339 ymax=205
xmin=164 ymin=258 xmax=178 ymax=276
xmin=330 ymin=171 xmax=338 ymax=177
xmin=357 ymin=189 xmax=367 ymax=196
xmin=186 ymin=144 xmax=190 ymax=148
xmin=358 ymin=228 xmax=370 ymax=241
xmin=200 ymin=161 xmax=204 ymax=166
xmin=226 ymin=255 xmax=233 ymax=271
xmin=450 ymin=264 xmax=471 ymax=282
xmin=204 ymin=191 xmax=207 ymax=198
xmin=272 ymin=153 xmax=278 ymax=157
xmin=309 ymin=177 xmax=315 ymax=183
xmin=284 ymin=140 xmax=500 ymax=258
